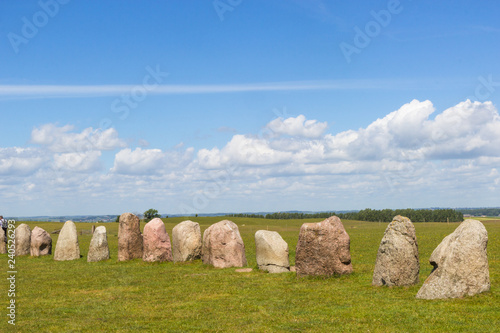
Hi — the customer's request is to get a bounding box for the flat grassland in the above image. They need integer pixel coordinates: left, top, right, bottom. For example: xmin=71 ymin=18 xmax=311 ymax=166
xmin=1 ymin=217 xmax=499 ymax=332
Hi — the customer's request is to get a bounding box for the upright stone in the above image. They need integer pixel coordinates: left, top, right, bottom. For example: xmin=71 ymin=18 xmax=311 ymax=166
xmin=143 ymin=218 xmax=173 ymax=262
xmin=54 ymin=221 xmax=80 ymax=261
xmin=118 ymin=213 xmax=143 ymax=261
xmin=295 ymin=216 xmax=353 ymax=277
xmin=30 ymin=226 xmax=52 ymax=257
xmin=202 ymin=220 xmax=247 ymax=268
xmin=15 ymin=223 xmax=31 ymax=256
xmin=0 ymin=228 xmax=7 ymax=254
xmin=416 ymin=219 xmax=490 ymax=299
xmin=172 ymin=220 xmax=202 ymax=262
xmin=255 ymin=230 xmax=290 ymax=273
xmin=372 ymin=215 xmax=419 ymax=286
xmin=87 ymin=226 xmax=110 ymax=262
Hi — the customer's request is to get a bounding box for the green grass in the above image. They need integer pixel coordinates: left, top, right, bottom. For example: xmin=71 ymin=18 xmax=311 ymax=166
xmin=1 ymin=217 xmax=499 ymax=332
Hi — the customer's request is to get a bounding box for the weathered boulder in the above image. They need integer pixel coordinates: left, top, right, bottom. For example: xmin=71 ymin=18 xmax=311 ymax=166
xmin=143 ymin=218 xmax=173 ymax=262
xmin=0 ymin=228 xmax=7 ymax=254
xmin=255 ymin=230 xmax=290 ymax=273
xmin=372 ymin=215 xmax=419 ymax=286
xmin=15 ymin=223 xmax=31 ymax=256
xmin=295 ymin=216 xmax=353 ymax=276
xmin=172 ymin=220 xmax=202 ymax=262
xmin=202 ymin=220 xmax=247 ymax=268
xmin=87 ymin=226 xmax=110 ymax=262
xmin=30 ymin=226 xmax=52 ymax=257
xmin=118 ymin=213 xmax=143 ymax=261
xmin=416 ymin=219 xmax=490 ymax=299
xmin=54 ymin=221 xmax=80 ymax=261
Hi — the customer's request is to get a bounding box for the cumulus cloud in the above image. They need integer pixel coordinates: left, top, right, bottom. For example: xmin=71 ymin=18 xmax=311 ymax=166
xmin=266 ymin=114 xmax=327 ymax=138
xmin=0 ymin=147 xmax=46 ymax=176
xmin=53 ymin=151 xmax=102 ymax=172
xmin=31 ymin=124 xmax=126 ymax=153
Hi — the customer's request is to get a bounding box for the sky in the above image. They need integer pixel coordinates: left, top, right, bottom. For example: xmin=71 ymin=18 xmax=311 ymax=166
xmin=1 ymin=0 xmax=500 ymax=217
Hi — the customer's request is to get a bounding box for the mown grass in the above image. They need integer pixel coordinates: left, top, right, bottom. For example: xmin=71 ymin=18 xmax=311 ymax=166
xmin=1 ymin=217 xmax=499 ymax=332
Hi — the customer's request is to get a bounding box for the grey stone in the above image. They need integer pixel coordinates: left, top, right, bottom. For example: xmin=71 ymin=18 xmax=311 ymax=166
xmin=0 ymin=228 xmax=6 ymax=254
xmin=15 ymin=223 xmax=31 ymax=256
xmin=54 ymin=221 xmax=80 ymax=261
xmin=372 ymin=215 xmax=419 ymax=286
xmin=416 ymin=219 xmax=490 ymax=299
xmin=202 ymin=220 xmax=247 ymax=268
xmin=30 ymin=226 xmax=52 ymax=257
xmin=255 ymin=230 xmax=290 ymax=273
xmin=87 ymin=226 xmax=110 ymax=262
xmin=172 ymin=220 xmax=202 ymax=262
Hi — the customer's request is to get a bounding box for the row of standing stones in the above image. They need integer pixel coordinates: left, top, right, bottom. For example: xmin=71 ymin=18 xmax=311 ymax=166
xmin=2 ymin=214 xmax=490 ymax=300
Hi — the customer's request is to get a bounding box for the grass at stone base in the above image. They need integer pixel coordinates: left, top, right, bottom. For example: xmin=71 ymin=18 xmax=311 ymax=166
xmin=1 ymin=217 xmax=499 ymax=332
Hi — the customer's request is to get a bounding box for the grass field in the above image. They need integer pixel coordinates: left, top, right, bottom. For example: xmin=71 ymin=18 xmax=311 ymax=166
xmin=1 ymin=217 xmax=499 ymax=332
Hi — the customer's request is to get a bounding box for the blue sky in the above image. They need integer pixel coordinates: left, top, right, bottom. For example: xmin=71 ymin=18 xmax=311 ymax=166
xmin=1 ymin=0 xmax=500 ymax=216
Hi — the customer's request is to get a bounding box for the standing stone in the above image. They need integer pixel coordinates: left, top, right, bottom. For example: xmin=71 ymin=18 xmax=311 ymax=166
xmin=0 ymin=228 xmax=6 ymax=254
xmin=118 ymin=213 xmax=143 ymax=261
xmin=30 ymin=226 xmax=52 ymax=257
xmin=295 ymin=216 xmax=353 ymax=277
xmin=372 ymin=215 xmax=419 ymax=286
xmin=54 ymin=221 xmax=80 ymax=261
xmin=202 ymin=220 xmax=247 ymax=268
xmin=416 ymin=219 xmax=490 ymax=299
xmin=172 ymin=220 xmax=202 ymax=262
xmin=143 ymin=218 xmax=173 ymax=262
xmin=255 ymin=230 xmax=290 ymax=273
xmin=15 ymin=223 xmax=31 ymax=256
xmin=87 ymin=226 xmax=110 ymax=262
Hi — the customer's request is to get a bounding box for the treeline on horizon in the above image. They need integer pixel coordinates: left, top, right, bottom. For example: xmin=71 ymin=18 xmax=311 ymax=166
xmin=456 ymin=208 xmax=500 ymax=216
xmin=230 ymin=208 xmax=464 ymax=222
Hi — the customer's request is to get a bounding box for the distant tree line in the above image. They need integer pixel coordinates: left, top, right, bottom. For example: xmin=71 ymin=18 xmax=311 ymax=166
xmin=230 ymin=208 xmax=463 ymax=222
xmin=456 ymin=208 xmax=500 ymax=217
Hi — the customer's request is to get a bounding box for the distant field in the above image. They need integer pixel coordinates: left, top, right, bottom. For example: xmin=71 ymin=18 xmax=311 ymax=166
xmin=2 ymin=217 xmax=499 ymax=332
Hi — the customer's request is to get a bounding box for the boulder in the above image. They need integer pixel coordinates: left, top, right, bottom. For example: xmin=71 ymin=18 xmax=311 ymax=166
xmin=30 ymin=226 xmax=52 ymax=257
xmin=15 ymin=223 xmax=31 ymax=256
xmin=87 ymin=226 xmax=110 ymax=262
xmin=0 ymin=228 xmax=6 ymax=254
xmin=118 ymin=213 xmax=143 ymax=261
xmin=416 ymin=219 xmax=490 ymax=299
xmin=172 ymin=220 xmax=202 ymax=262
xmin=202 ymin=220 xmax=247 ymax=268
xmin=143 ymin=218 xmax=173 ymax=262
xmin=295 ymin=216 xmax=353 ymax=277
xmin=255 ymin=230 xmax=290 ymax=273
xmin=54 ymin=221 xmax=80 ymax=261
xmin=372 ymin=215 xmax=419 ymax=286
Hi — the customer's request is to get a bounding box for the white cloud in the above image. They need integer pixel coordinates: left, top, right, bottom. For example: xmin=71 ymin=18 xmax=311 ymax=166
xmin=53 ymin=151 xmax=102 ymax=172
xmin=31 ymin=124 xmax=126 ymax=153
xmin=0 ymin=147 xmax=46 ymax=176
xmin=266 ymin=114 xmax=328 ymax=138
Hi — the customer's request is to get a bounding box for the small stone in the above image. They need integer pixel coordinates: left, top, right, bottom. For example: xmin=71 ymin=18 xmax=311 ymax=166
xmin=416 ymin=219 xmax=490 ymax=299
xmin=54 ymin=221 xmax=80 ymax=261
xmin=143 ymin=218 xmax=173 ymax=262
xmin=255 ymin=230 xmax=290 ymax=273
xmin=87 ymin=226 xmax=110 ymax=262
xmin=15 ymin=224 xmax=31 ymax=256
xmin=372 ymin=216 xmax=419 ymax=286
xmin=202 ymin=220 xmax=247 ymax=268
xmin=295 ymin=216 xmax=353 ymax=277
xmin=30 ymin=226 xmax=52 ymax=257
xmin=235 ymin=268 xmax=253 ymax=273
xmin=172 ymin=220 xmax=202 ymax=262
xmin=118 ymin=213 xmax=143 ymax=261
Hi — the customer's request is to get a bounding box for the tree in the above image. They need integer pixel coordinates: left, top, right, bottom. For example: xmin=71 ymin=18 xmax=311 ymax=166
xmin=143 ymin=208 xmax=161 ymax=222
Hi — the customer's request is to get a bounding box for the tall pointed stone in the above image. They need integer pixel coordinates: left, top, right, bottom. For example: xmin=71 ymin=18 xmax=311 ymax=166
xmin=202 ymin=220 xmax=247 ymax=268
xmin=416 ymin=219 xmax=490 ymax=299
xmin=54 ymin=221 xmax=80 ymax=261
xmin=143 ymin=218 xmax=173 ymax=262
xmin=172 ymin=220 xmax=202 ymax=262
xmin=295 ymin=216 xmax=353 ymax=277
xmin=372 ymin=215 xmax=419 ymax=286
xmin=87 ymin=226 xmax=110 ymax=262
xmin=30 ymin=226 xmax=52 ymax=257
xmin=15 ymin=223 xmax=31 ymax=256
xmin=118 ymin=213 xmax=143 ymax=261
